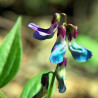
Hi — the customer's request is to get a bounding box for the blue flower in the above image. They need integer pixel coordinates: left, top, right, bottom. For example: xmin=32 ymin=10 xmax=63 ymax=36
xmin=50 ymin=25 xmax=67 ymax=63
xmin=29 ymin=13 xmax=93 ymax=95
xmin=67 ymin=24 xmax=92 ymax=62
xmin=28 ymin=13 xmax=60 ymax=40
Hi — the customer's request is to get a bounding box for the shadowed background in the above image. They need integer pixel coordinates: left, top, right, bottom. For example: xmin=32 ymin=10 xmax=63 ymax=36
xmin=0 ymin=0 xmax=98 ymax=98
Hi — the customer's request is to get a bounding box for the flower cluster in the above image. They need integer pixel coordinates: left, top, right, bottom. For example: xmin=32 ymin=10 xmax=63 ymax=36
xmin=28 ymin=13 xmax=92 ymax=95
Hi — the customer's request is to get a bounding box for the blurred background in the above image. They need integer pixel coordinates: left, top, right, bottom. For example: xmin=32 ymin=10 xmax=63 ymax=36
xmin=0 ymin=0 xmax=98 ymax=98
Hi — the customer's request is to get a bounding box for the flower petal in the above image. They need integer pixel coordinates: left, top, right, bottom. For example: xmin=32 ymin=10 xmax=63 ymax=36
xmin=33 ymin=30 xmax=54 ymax=40
xmin=28 ymin=23 xmax=39 ymax=31
xmin=50 ymin=38 xmax=67 ymax=63
xmin=69 ymin=39 xmax=92 ymax=62
xmin=55 ymin=65 xmax=66 ymax=93
xmin=28 ymin=13 xmax=60 ymax=40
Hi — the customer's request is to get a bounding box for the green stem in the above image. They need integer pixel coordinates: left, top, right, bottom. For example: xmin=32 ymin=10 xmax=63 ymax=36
xmin=0 ymin=92 xmax=6 ymax=98
xmin=47 ymin=65 xmax=58 ymax=98
xmin=48 ymin=73 xmax=55 ymax=98
xmin=64 ymin=14 xmax=67 ymax=24
xmin=61 ymin=13 xmax=67 ymax=26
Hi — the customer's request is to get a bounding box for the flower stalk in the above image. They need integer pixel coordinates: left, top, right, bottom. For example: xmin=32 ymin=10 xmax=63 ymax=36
xmin=48 ymin=73 xmax=55 ymax=98
xmin=61 ymin=13 xmax=67 ymax=26
xmin=47 ymin=65 xmax=58 ymax=98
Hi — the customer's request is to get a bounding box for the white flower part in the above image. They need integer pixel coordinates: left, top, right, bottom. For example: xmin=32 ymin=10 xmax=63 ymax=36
xmin=38 ymin=31 xmax=50 ymax=36
xmin=28 ymin=23 xmax=39 ymax=31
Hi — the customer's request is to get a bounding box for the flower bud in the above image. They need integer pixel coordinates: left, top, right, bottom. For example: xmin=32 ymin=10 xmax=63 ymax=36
xmin=41 ymin=73 xmax=49 ymax=89
xmin=55 ymin=64 xmax=66 ymax=93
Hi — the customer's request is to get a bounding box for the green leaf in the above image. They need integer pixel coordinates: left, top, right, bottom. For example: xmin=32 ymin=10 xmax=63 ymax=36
xmin=0 ymin=92 xmax=6 ymax=98
xmin=0 ymin=16 xmax=22 ymax=88
xmin=21 ymin=71 xmax=47 ymax=98
xmin=21 ymin=71 xmax=56 ymax=98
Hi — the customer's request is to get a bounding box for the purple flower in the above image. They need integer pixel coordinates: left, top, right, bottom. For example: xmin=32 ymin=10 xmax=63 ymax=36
xmin=28 ymin=13 xmax=61 ymax=40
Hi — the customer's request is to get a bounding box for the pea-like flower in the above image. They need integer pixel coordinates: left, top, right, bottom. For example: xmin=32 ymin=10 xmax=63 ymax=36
xmin=28 ymin=13 xmax=60 ymax=40
xmin=50 ymin=25 xmax=67 ymax=63
xmin=67 ymin=24 xmax=92 ymax=62
xmin=50 ymin=23 xmax=92 ymax=64
xmin=28 ymin=13 xmax=93 ymax=95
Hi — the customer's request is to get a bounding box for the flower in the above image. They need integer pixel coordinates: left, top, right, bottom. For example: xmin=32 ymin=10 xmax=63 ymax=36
xmin=55 ymin=56 xmax=67 ymax=93
xmin=50 ymin=25 xmax=67 ymax=63
xmin=50 ymin=23 xmax=92 ymax=64
xmin=28 ymin=13 xmax=93 ymax=94
xmin=67 ymin=24 xmax=92 ymax=62
xmin=28 ymin=13 xmax=60 ymax=40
